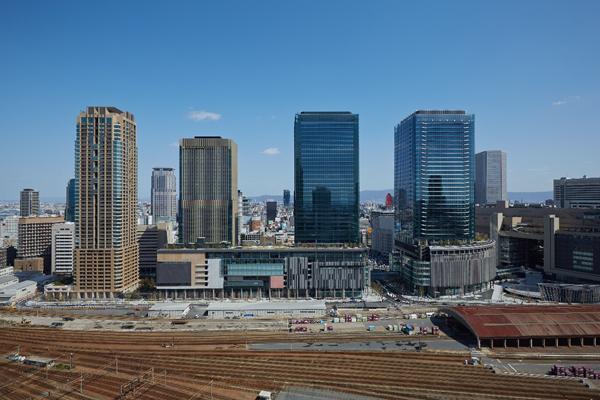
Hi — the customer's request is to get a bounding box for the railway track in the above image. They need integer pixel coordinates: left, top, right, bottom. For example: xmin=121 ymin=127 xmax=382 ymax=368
xmin=0 ymin=326 xmax=598 ymax=399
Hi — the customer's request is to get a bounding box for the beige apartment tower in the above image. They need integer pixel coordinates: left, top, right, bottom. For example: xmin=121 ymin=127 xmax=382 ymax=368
xmin=179 ymin=136 xmax=238 ymax=245
xmin=74 ymin=106 xmax=139 ymax=298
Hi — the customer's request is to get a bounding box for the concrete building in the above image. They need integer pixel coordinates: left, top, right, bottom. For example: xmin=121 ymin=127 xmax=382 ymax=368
xmin=266 ymin=201 xmax=277 ymax=223
xmin=554 ymin=176 xmax=600 ymax=209
xmin=206 ymin=300 xmax=326 ymax=319
xmin=151 ymin=167 xmax=177 ymax=223
xmin=51 ymin=223 xmax=74 ymax=276
xmin=156 ymin=246 xmax=369 ymax=300
xmin=179 ymin=136 xmax=238 ymax=245
xmin=370 ymin=210 xmax=394 ymax=256
xmin=65 ymin=178 xmax=76 ymax=222
xmin=74 ymin=106 xmax=139 ymax=298
xmin=20 ymin=188 xmax=39 ymax=217
xmin=475 ymin=150 xmax=507 ymax=205
xmin=0 ymin=280 xmax=37 ymax=305
xmin=0 ymin=215 xmax=19 ymax=247
xmin=0 ymin=248 xmax=6 ymax=268
xmin=137 ymin=223 xmax=169 ymax=279
xmin=294 ymin=112 xmax=359 ymax=244
xmin=484 ymin=205 xmax=600 ymax=283
xmin=17 ymin=216 xmax=64 ymax=274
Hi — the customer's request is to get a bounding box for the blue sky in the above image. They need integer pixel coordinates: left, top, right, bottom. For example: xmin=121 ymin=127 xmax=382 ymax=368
xmin=0 ymin=1 xmax=599 ymax=200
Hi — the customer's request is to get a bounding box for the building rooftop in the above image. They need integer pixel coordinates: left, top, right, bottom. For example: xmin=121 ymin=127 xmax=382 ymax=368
xmin=206 ymin=300 xmax=326 ymax=311
xmin=446 ymin=305 xmax=600 ymax=339
xmin=0 ymin=280 xmax=36 ymax=296
xmin=149 ymin=302 xmax=192 ymax=312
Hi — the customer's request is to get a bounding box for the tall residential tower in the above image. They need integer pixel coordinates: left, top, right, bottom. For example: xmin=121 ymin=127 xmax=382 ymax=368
xmin=151 ymin=167 xmax=177 ymax=222
xmin=74 ymin=106 xmax=139 ymax=298
xmin=475 ymin=150 xmax=507 ymax=205
xmin=294 ymin=112 xmax=359 ymax=244
xmin=65 ymin=178 xmax=76 ymax=222
xmin=179 ymin=136 xmax=238 ymax=245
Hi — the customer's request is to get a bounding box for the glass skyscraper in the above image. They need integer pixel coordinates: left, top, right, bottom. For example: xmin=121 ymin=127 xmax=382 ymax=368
xmin=475 ymin=150 xmax=507 ymax=205
xmin=65 ymin=178 xmax=76 ymax=222
xmin=394 ymin=110 xmax=475 ymax=243
xmin=294 ymin=112 xmax=359 ymax=244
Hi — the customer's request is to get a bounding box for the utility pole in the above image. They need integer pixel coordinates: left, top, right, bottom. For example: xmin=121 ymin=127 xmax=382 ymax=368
xmin=69 ymin=353 xmax=73 ymax=369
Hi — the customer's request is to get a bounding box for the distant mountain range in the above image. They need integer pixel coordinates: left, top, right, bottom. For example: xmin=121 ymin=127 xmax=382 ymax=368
xmin=252 ymin=190 xmax=554 ymax=204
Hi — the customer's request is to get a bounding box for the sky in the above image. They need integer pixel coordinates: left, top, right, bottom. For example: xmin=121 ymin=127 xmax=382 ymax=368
xmin=0 ymin=0 xmax=599 ymax=200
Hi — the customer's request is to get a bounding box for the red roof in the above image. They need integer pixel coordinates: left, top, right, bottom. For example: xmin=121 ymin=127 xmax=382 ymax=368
xmin=447 ymin=305 xmax=600 ymax=339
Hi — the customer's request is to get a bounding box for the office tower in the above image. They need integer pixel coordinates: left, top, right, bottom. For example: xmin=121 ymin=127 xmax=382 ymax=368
xmin=266 ymin=201 xmax=277 ymax=223
xmin=242 ymin=196 xmax=251 ymax=216
xmin=137 ymin=224 xmax=169 ymax=279
xmin=17 ymin=216 xmax=64 ymax=273
xmin=65 ymin=178 xmax=76 ymax=222
xmin=283 ymin=190 xmax=291 ymax=207
xmin=475 ymin=150 xmax=507 ymax=205
xmin=52 ymin=223 xmax=74 ymax=275
xmin=395 ymin=110 xmax=475 ymax=242
xmin=294 ymin=112 xmax=359 ymax=244
xmin=20 ymin=189 xmax=40 ymax=217
xmin=370 ymin=210 xmax=394 ymax=256
xmin=554 ymin=176 xmax=600 ymax=209
xmin=151 ymin=167 xmax=177 ymax=222
xmin=179 ymin=136 xmax=238 ymax=245
xmin=74 ymin=106 xmax=139 ymax=298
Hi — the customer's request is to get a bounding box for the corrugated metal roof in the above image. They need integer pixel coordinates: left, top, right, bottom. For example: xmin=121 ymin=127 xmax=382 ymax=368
xmin=447 ymin=305 xmax=600 ymax=339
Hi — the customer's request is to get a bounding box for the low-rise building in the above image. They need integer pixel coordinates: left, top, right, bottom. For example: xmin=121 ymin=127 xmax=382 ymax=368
xmin=156 ymin=246 xmax=369 ymax=300
xmin=0 ymin=280 xmax=37 ymax=304
xmin=205 ymin=300 xmax=326 ymax=319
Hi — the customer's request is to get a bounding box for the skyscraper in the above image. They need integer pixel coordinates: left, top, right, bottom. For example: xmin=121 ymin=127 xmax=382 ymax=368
xmin=20 ymin=188 xmax=39 ymax=217
xmin=266 ymin=201 xmax=277 ymax=223
xmin=394 ymin=110 xmax=496 ymax=296
xmin=475 ymin=150 xmax=507 ymax=205
xmin=179 ymin=136 xmax=238 ymax=245
xmin=394 ymin=110 xmax=475 ymax=242
xmin=74 ymin=106 xmax=139 ymax=298
xmin=151 ymin=167 xmax=177 ymax=222
xmin=283 ymin=189 xmax=291 ymax=207
xmin=65 ymin=178 xmax=76 ymax=222
xmin=294 ymin=111 xmax=359 ymax=244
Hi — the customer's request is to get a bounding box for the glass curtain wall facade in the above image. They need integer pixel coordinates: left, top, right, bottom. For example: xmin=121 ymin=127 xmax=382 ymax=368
xmin=394 ymin=110 xmax=475 ymax=243
xmin=65 ymin=178 xmax=76 ymax=222
xmin=475 ymin=150 xmax=507 ymax=205
xmin=151 ymin=167 xmax=177 ymax=222
xmin=294 ymin=112 xmax=359 ymax=244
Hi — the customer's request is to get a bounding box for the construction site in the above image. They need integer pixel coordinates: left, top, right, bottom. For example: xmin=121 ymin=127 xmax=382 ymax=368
xmin=1 ymin=305 xmax=600 ymax=400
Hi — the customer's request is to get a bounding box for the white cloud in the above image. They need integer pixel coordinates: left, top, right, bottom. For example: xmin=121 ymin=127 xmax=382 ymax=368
xmin=262 ymin=147 xmax=280 ymax=156
xmin=552 ymin=95 xmax=581 ymax=106
xmin=187 ymin=110 xmax=222 ymax=121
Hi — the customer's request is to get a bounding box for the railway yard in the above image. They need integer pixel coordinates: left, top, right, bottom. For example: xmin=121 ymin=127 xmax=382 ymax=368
xmin=0 ymin=306 xmax=599 ymax=399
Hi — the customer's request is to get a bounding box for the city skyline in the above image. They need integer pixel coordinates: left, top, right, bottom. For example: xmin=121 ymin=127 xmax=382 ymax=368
xmin=1 ymin=1 xmax=599 ymax=199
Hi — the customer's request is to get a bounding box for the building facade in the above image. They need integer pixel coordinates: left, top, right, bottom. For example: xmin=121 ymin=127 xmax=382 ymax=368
xmin=151 ymin=167 xmax=177 ymax=222
xmin=393 ymin=110 xmax=494 ymax=296
xmin=51 ymin=223 xmax=74 ymax=275
xmin=74 ymin=106 xmax=139 ymax=298
xmin=266 ymin=201 xmax=277 ymax=223
xmin=20 ymin=189 xmax=39 ymax=217
xmin=137 ymin=223 xmax=169 ymax=279
xmin=156 ymin=246 xmax=369 ymax=299
xmin=179 ymin=136 xmax=238 ymax=245
xmin=65 ymin=178 xmax=76 ymax=222
xmin=17 ymin=216 xmax=64 ymax=274
xmin=294 ymin=112 xmax=359 ymax=244
xmin=395 ymin=110 xmax=475 ymax=242
xmin=475 ymin=150 xmax=507 ymax=205
xmin=554 ymin=176 xmax=600 ymax=209
xmin=283 ymin=189 xmax=291 ymax=207
xmin=370 ymin=210 xmax=394 ymax=256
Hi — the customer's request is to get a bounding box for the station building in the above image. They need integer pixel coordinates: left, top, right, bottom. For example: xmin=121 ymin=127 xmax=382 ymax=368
xmin=156 ymin=246 xmax=369 ymax=300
